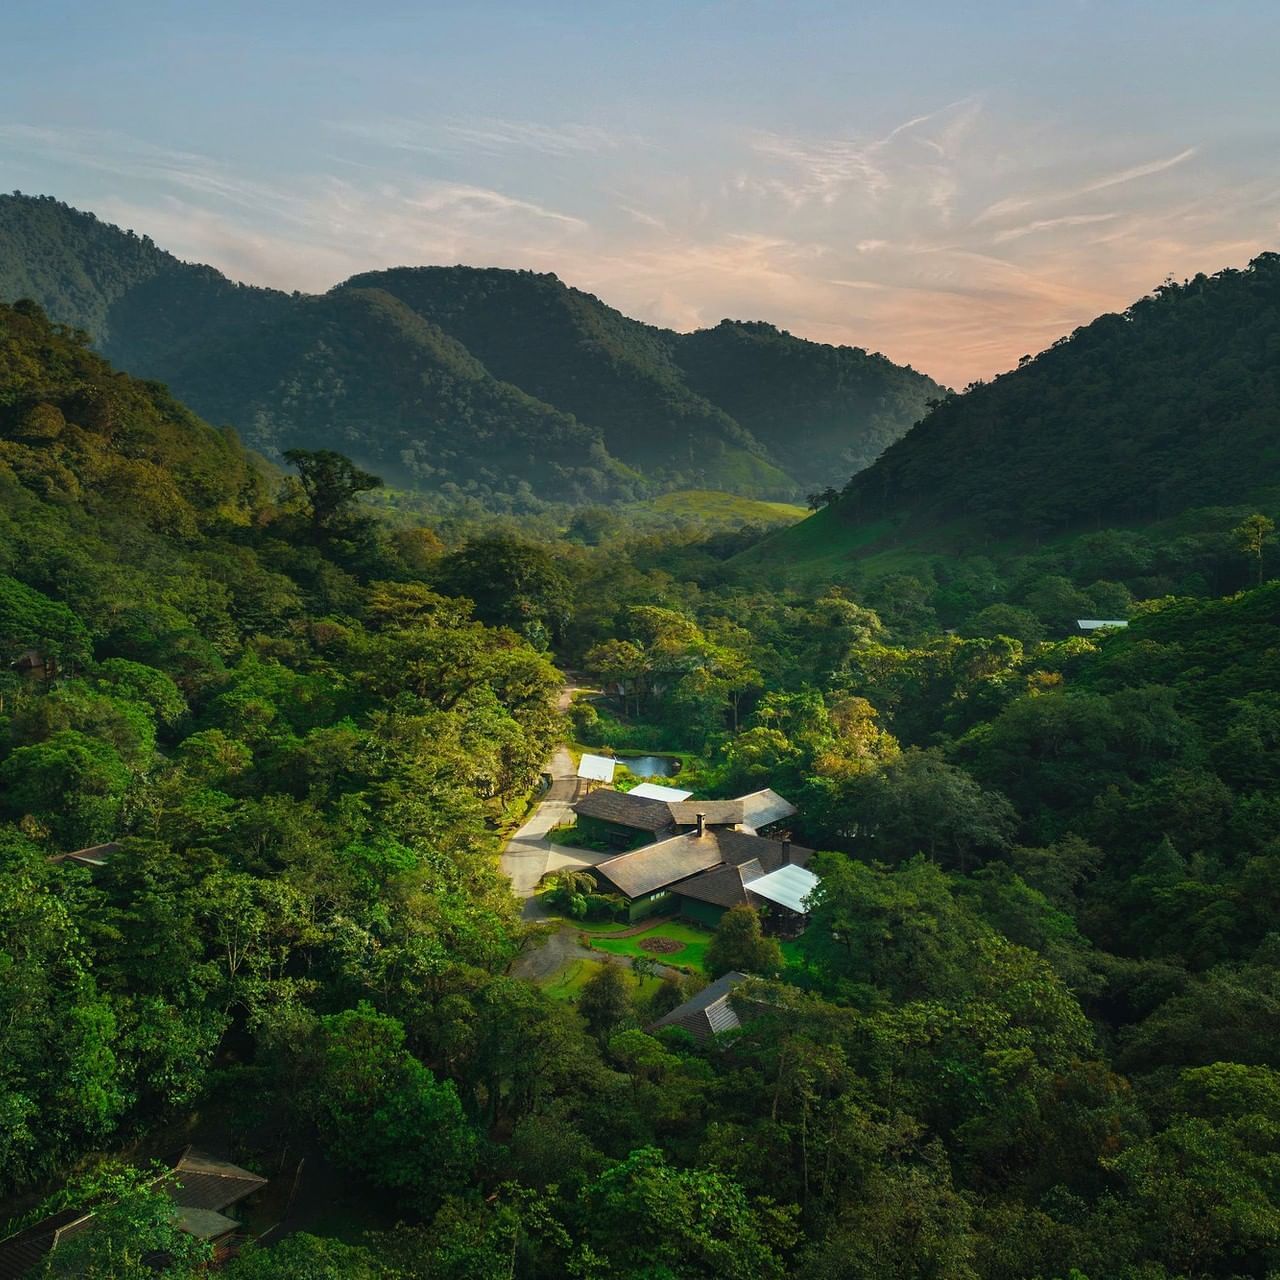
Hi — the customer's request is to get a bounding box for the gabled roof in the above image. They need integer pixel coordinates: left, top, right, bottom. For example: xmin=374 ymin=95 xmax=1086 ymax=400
xmin=747 ymin=863 xmax=820 ymax=913
xmin=47 ymin=841 xmax=121 ymax=868
xmin=577 ymin=753 xmax=617 ymax=782
xmin=593 ymin=831 xmax=725 ymax=897
xmin=738 ymin=788 xmax=798 ymax=830
xmin=668 ymin=799 xmax=745 ymax=827
xmin=629 ymin=782 xmax=693 ymax=801
xmin=651 ymin=972 xmax=748 ymax=1043
xmin=0 ymin=1210 xmax=93 ymax=1280
xmin=574 ymin=788 xmax=676 ymax=832
xmin=0 ymin=1148 xmax=265 ymax=1279
xmin=595 ymin=828 xmax=813 ymax=900
xmin=674 ymin=860 xmax=764 ymax=909
xmin=162 ymin=1148 xmax=267 ymax=1213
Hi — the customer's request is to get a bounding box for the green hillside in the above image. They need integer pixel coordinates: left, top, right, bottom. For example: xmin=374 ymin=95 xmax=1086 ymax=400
xmin=649 ymin=488 xmax=810 ymax=525
xmin=742 ymin=255 xmax=1280 ymax=584
xmin=673 ymin=318 xmax=940 ymax=490
xmin=145 ymin=285 xmax=640 ymax=502
xmin=338 ymin=266 xmax=785 ymax=493
xmin=0 ymin=193 xmax=940 ymax=506
xmin=836 ymin=254 xmax=1280 ymax=536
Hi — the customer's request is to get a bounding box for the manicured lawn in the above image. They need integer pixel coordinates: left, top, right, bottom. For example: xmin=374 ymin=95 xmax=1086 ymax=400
xmin=541 ymin=958 xmax=608 ymax=1000
xmin=580 ymin=918 xmax=808 ymax=977
xmin=587 ymin=920 xmax=713 ymax=974
xmin=540 ymin=957 xmax=662 ymax=1003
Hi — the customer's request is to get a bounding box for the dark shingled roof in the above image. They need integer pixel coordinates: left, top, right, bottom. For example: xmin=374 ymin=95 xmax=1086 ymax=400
xmin=0 ymin=1210 xmax=93 ymax=1280
xmin=667 ymin=799 xmax=745 ymax=827
xmin=161 ymin=1149 xmax=267 ymax=1213
xmin=674 ymin=860 xmax=765 ymax=909
xmin=573 ymin=788 xmax=676 ymax=832
xmin=595 ymin=828 xmax=813 ymax=900
xmin=593 ymin=831 xmax=725 ymax=897
xmin=674 ymin=833 xmax=812 ymax=908
xmin=651 ymin=972 xmax=748 ymax=1043
xmin=0 ymin=1149 xmax=265 ymax=1279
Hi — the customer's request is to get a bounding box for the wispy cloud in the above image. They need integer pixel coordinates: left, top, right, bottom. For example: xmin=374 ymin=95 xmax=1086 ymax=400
xmin=975 ymin=146 xmax=1199 ymax=224
xmin=992 ymin=211 xmax=1120 ymax=244
xmin=332 ymin=114 xmax=642 ymax=158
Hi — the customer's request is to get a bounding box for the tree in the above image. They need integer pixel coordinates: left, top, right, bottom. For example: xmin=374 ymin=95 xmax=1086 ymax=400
xmin=220 ymin=1233 xmax=385 ymax=1279
xmin=855 ymin=749 xmax=1016 ymax=871
xmin=437 ymin=534 xmax=571 ymax=646
xmin=705 ymin=905 xmax=784 ymax=978
xmin=300 ymin=1004 xmax=477 ymax=1214
xmin=283 ymin=449 xmax=383 ymax=534
xmin=37 ymin=1164 xmax=212 ymax=1279
xmin=0 ymin=730 xmax=132 ymax=846
xmin=1233 ymin=512 xmax=1275 ymax=586
xmin=580 ymin=1146 xmax=794 ymax=1279
xmin=545 ymin=868 xmax=596 ymax=918
xmin=578 ymin=962 xmax=632 ymax=1041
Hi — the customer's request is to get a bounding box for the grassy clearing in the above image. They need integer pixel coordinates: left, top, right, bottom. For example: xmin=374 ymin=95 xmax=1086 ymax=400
xmin=647 ymin=488 xmax=810 ymax=526
xmin=577 ymin=917 xmax=808 ymax=977
xmin=586 ymin=920 xmax=714 ymax=974
xmin=539 ymin=957 xmax=663 ymax=1003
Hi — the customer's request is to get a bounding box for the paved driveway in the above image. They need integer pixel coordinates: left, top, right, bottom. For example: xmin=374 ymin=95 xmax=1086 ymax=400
xmin=499 ymin=686 xmax=613 ymax=919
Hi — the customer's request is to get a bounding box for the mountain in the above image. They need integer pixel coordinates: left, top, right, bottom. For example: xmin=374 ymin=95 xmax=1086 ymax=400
xmin=841 ymin=255 xmax=1280 ymax=534
xmin=671 ymin=318 xmax=938 ymax=489
xmin=748 ymin=254 xmax=1280 ymax=573
xmin=0 ymin=193 xmax=942 ymax=504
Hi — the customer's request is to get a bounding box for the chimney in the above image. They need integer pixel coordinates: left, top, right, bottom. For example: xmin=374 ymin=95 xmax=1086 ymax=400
xmin=695 ymin=812 xmax=706 ymax=838
xmin=781 ymin=838 xmax=791 ymax=861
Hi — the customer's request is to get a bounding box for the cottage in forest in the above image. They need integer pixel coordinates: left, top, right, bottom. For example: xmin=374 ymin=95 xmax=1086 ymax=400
xmin=0 ymin=1148 xmax=267 ymax=1277
xmin=650 ymin=971 xmax=749 ymax=1042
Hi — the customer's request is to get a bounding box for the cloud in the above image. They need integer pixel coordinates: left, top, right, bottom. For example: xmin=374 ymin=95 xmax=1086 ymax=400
xmin=407 ymin=184 xmax=588 ymax=231
xmin=992 ymin=211 xmax=1120 ymax=244
xmin=332 ymin=114 xmax=642 ymax=158
xmin=745 ymin=98 xmax=982 ymax=210
xmin=975 ymin=146 xmax=1199 ymax=225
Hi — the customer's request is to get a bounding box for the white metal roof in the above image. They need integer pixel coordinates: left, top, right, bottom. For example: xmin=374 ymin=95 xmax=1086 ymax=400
xmin=577 ymin=753 xmax=617 ymax=783
xmin=629 ymin=782 xmax=693 ymax=801
xmin=1077 ymin=619 xmax=1129 ymax=630
xmin=748 ymin=863 xmax=820 ymax=913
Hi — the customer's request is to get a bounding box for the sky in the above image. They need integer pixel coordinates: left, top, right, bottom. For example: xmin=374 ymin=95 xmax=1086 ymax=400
xmin=4 ymin=1 xmax=1280 ymax=387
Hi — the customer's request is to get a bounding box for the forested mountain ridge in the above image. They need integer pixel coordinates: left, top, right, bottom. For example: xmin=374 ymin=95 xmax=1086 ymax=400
xmin=0 ymin=193 xmax=942 ymax=504
xmin=673 ymin=318 xmax=938 ymax=485
xmin=834 ymin=253 xmax=1280 ymax=536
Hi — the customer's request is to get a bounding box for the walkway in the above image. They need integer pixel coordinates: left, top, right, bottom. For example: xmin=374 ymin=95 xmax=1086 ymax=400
xmin=499 ymin=683 xmax=613 ymax=919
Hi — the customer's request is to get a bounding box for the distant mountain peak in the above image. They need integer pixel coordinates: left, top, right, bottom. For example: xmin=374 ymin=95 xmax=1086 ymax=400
xmin=0 ymin=191 xmax=942 ymax=506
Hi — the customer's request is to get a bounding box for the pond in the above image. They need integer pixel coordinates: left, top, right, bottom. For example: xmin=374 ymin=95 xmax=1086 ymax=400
xmin=620 ymin=755 xmax=680 ymax=778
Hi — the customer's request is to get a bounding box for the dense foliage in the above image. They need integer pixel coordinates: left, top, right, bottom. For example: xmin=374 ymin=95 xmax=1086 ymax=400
xmin=833 ymin=254 xmax=1280 ymax=536
xmin=5 ymin=239 xmax=1280 ymax=1279
xmin=0 ymin=193 xmax=940 ymax=504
